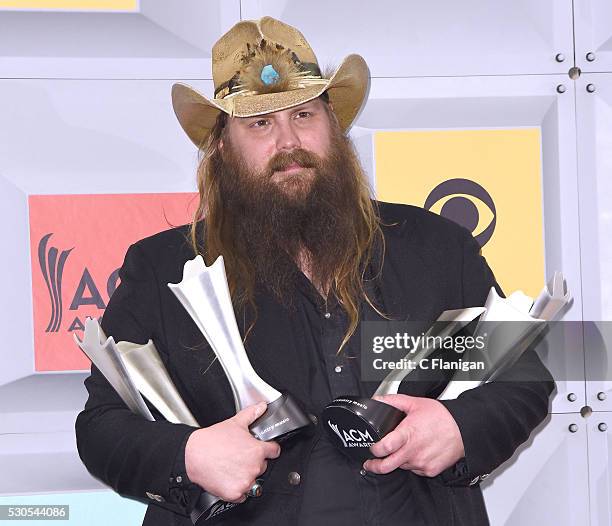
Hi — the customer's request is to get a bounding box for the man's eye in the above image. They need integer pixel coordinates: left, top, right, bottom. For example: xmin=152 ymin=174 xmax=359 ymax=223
xmin=296 ymin=111 xmax=312 ymax=119
xmin=250 ymin=119 xmax=269 ymax=128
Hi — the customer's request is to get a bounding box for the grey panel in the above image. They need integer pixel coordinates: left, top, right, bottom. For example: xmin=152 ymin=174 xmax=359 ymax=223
xmin=587 ymin=413 xmax=612 ymax=526
xmin=575 ymin=0 xmax=612 ymax=73
xmin=0 ymin=0 xmax=241 ymax=78
xmin=241 ymin=0 xmax=573 ymax=77
xmin=482 ymin=414 xmax=589 ymax=525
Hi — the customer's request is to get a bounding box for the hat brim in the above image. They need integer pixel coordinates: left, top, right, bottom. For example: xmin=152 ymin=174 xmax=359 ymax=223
xmin=171 ymin=54 xmax=369 ymax=149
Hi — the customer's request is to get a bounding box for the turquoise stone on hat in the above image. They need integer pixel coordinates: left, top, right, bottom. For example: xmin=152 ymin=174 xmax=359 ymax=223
xmin=261 ymin=64 xmax=280 ymax=85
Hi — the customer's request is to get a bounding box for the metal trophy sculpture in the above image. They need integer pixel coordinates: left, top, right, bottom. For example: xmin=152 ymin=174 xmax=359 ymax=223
xmin=75 ymin=318 xmax=263 ymax=524
xmin=322 ymin=272 xmax=571 ymax=462
xmin=438 ymin=271 xmax=571 ymax=400
xmin=75 ymin=318 xmax=199 ymax=426
xmin=75 ymin=254 xmax=311 ymax=524
xmin=322 ymin=307 xmax=486 ymax=462
xmin=168 ymin=255 xmax=312 ymax=523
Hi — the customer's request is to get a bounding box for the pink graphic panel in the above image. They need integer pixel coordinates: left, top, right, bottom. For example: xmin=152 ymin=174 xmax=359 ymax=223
xmin=28 ymin=193 xmax=198 ymax=371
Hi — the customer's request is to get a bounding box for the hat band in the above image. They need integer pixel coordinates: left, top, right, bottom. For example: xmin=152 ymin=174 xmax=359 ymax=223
xmin=214 ymin=61 xmax=323 ymax=100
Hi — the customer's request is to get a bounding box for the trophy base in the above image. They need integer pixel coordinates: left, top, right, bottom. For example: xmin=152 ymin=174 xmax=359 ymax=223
xmin=191 ymin=393 xmax=311 ymax=524
xmin=321 ymin=396 xmax=404 ymax=462
xmin=191 ymin=491 xmax=239 ymax=525
xmin=250 ymin=392 xmax=312 ymax=442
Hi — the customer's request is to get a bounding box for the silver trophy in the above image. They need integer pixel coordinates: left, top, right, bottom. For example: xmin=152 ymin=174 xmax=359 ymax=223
xmin=438 ymin=271 xmax=571 ymax=399
xmin=322 ymin=272 xmax=571 ymax=461
xmin=321 ymin=306 xmax=486 ymax=462
xmin=76 ymin=319 xmax=241 ymax=523
xmin=75 ymin=318 xmax=198 ymax=426
xmin=168 ymin=255 xmax=312 ymax=523
xmin=75 ymin=255 xmax=311 ymax=523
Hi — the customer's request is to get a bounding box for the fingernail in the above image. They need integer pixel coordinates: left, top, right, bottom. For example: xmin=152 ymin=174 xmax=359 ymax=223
xmin=257 ymin=402 xmax=267 ymax=416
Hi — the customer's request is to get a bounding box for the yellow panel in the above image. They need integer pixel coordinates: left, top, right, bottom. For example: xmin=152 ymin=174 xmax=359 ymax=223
xmin=375 ymin=129 xmax=545 ymax=298
xmin=0 ymin=0 xmax=137 ymax=10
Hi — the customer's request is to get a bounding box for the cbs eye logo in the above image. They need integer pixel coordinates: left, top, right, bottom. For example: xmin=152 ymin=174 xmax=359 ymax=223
xmin=424 ymin=178 xmax=496 ymax=247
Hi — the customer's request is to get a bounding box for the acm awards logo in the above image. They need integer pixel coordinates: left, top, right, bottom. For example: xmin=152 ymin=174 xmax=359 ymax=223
xmin=38 ymin=232 xmax=119 ymax=334
xmin=29 ymin=192 xmax=197 ymax=371
xmin=327 ymin=420 xmax=374 ymax=448
xmin=424 ymin=178 xmax=497 ymax=248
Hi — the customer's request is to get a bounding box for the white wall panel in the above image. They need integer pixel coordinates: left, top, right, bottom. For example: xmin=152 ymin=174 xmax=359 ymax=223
xmin=482 ymin=414 xmax=589 ymax=526
xmin=575 ymin=0 xmax=612 ymax=73
xmin=588 ymin=413 xmax=612 ymax=526
xmin=0 ymin=175 xmax=33 ymax=385
xmin=0 ymin=79 xmax=208 ymax=197
xmin=0 ymin=78 xmax=206 ymax=385
xmin=0 ymin=375 xmax=99 ymax=494
xmin=0 ymin=1 xmax=240 ymax=79
xmin=576 ymin=74 xmax=612 ymax=322
xmin=0 ymin=77 xmax=210 ymax=493
xmin=0 ymin=432 xmax=105 ymax=494
xmin=241 ymin=0 xmax=574 ymax=77
xmin=576 ymin=73 xmax=612 ymax=416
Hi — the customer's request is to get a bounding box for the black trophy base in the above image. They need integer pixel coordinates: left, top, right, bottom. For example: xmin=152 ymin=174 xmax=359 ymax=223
xmin=191 ymin=393 xmax=311 ymax=524
xmin=321 ymin=396 xmax=404 ymax=462
xmin=191 ymin=493 xmax=239 ymax=525
xmin=249 ymin=392 xmax=312 ymax=441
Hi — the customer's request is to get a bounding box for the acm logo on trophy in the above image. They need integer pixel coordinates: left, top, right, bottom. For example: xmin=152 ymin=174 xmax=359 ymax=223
xmin=28 ymin=193 xmax=197 ymax=371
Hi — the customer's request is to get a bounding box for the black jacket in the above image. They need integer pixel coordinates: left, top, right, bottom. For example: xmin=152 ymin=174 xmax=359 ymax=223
xmin=75 ymin=201 xmax=554 ymax=525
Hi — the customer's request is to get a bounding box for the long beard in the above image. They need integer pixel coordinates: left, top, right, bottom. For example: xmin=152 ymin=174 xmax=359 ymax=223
xmin=211 ymin=131 xmax=370 ymax=306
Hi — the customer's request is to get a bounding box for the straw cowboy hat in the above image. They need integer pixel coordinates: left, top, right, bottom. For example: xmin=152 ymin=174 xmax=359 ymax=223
xmin=171 ymin=16 xmax=370 ymax=148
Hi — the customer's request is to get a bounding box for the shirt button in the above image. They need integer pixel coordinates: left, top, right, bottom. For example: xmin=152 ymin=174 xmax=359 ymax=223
xmin=288 ymin=472 xmax=301 ymax=486
xmin=175 ymin=476 xmax=183 ymax=484
xmin=324 ymin=312 xmax=331 ymax=319
xmin=334 ymin=365 xmax=342 ymax=373
xmin=359 ymin=469 xmax=367 ymax=476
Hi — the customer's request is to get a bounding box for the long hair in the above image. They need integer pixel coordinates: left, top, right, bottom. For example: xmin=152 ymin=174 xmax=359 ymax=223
xmin=189 ymin=103 xmax=385 ymax=353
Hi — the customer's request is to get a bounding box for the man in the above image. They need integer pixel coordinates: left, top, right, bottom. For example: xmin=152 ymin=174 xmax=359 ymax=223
xmin=76 ymin=17 xmax=554 ymax=526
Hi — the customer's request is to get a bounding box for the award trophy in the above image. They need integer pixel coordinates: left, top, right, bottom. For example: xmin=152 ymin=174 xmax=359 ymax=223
xmin=75 ymin=254 xmax=311 ymax=524
xmin=75 ymin=318 xmax=253 ymax=524
xmin=322 ymin=306 xmax=486 ymax=462
xmin=168 ymin=255 xmax=312 ymax=523
xmin=438 ymin=271 xmax=571 ymax=399
xmin=322 ymin=273 xmax=571 ymax=462
xmin=75 ymin=318 xmax=199 ymax=427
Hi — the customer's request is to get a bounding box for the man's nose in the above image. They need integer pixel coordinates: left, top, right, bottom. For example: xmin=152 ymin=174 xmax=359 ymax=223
xmin=274 ymin=119 xmax=301 ymax=151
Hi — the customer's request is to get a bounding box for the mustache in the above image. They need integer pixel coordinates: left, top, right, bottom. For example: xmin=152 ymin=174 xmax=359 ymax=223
xmin=266 ymin=148 xmax=322 ymax=175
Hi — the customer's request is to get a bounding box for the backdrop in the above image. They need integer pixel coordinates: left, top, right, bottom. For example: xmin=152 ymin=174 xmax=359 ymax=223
xmin=0 ymin=1 xmax=610 ymax=525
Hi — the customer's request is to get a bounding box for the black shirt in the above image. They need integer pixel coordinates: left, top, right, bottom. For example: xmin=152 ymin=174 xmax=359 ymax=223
xmin=263 ymin=269 xmax=426 ymax=526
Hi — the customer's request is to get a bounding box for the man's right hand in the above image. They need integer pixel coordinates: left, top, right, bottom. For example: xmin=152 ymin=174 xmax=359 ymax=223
xmin=185 ymin=402 xmax=281 ymax=503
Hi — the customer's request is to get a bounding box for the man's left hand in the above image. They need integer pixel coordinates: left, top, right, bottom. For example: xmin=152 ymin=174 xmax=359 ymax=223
xmin=363 ymin=394 xmax=465 ymax=477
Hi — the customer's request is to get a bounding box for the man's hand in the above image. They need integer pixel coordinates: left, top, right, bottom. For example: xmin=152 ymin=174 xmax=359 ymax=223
xmin=185 ymin=402 xmax=281 ymax=502
xmin=363 ymin=394 xmax=464 ymax=477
